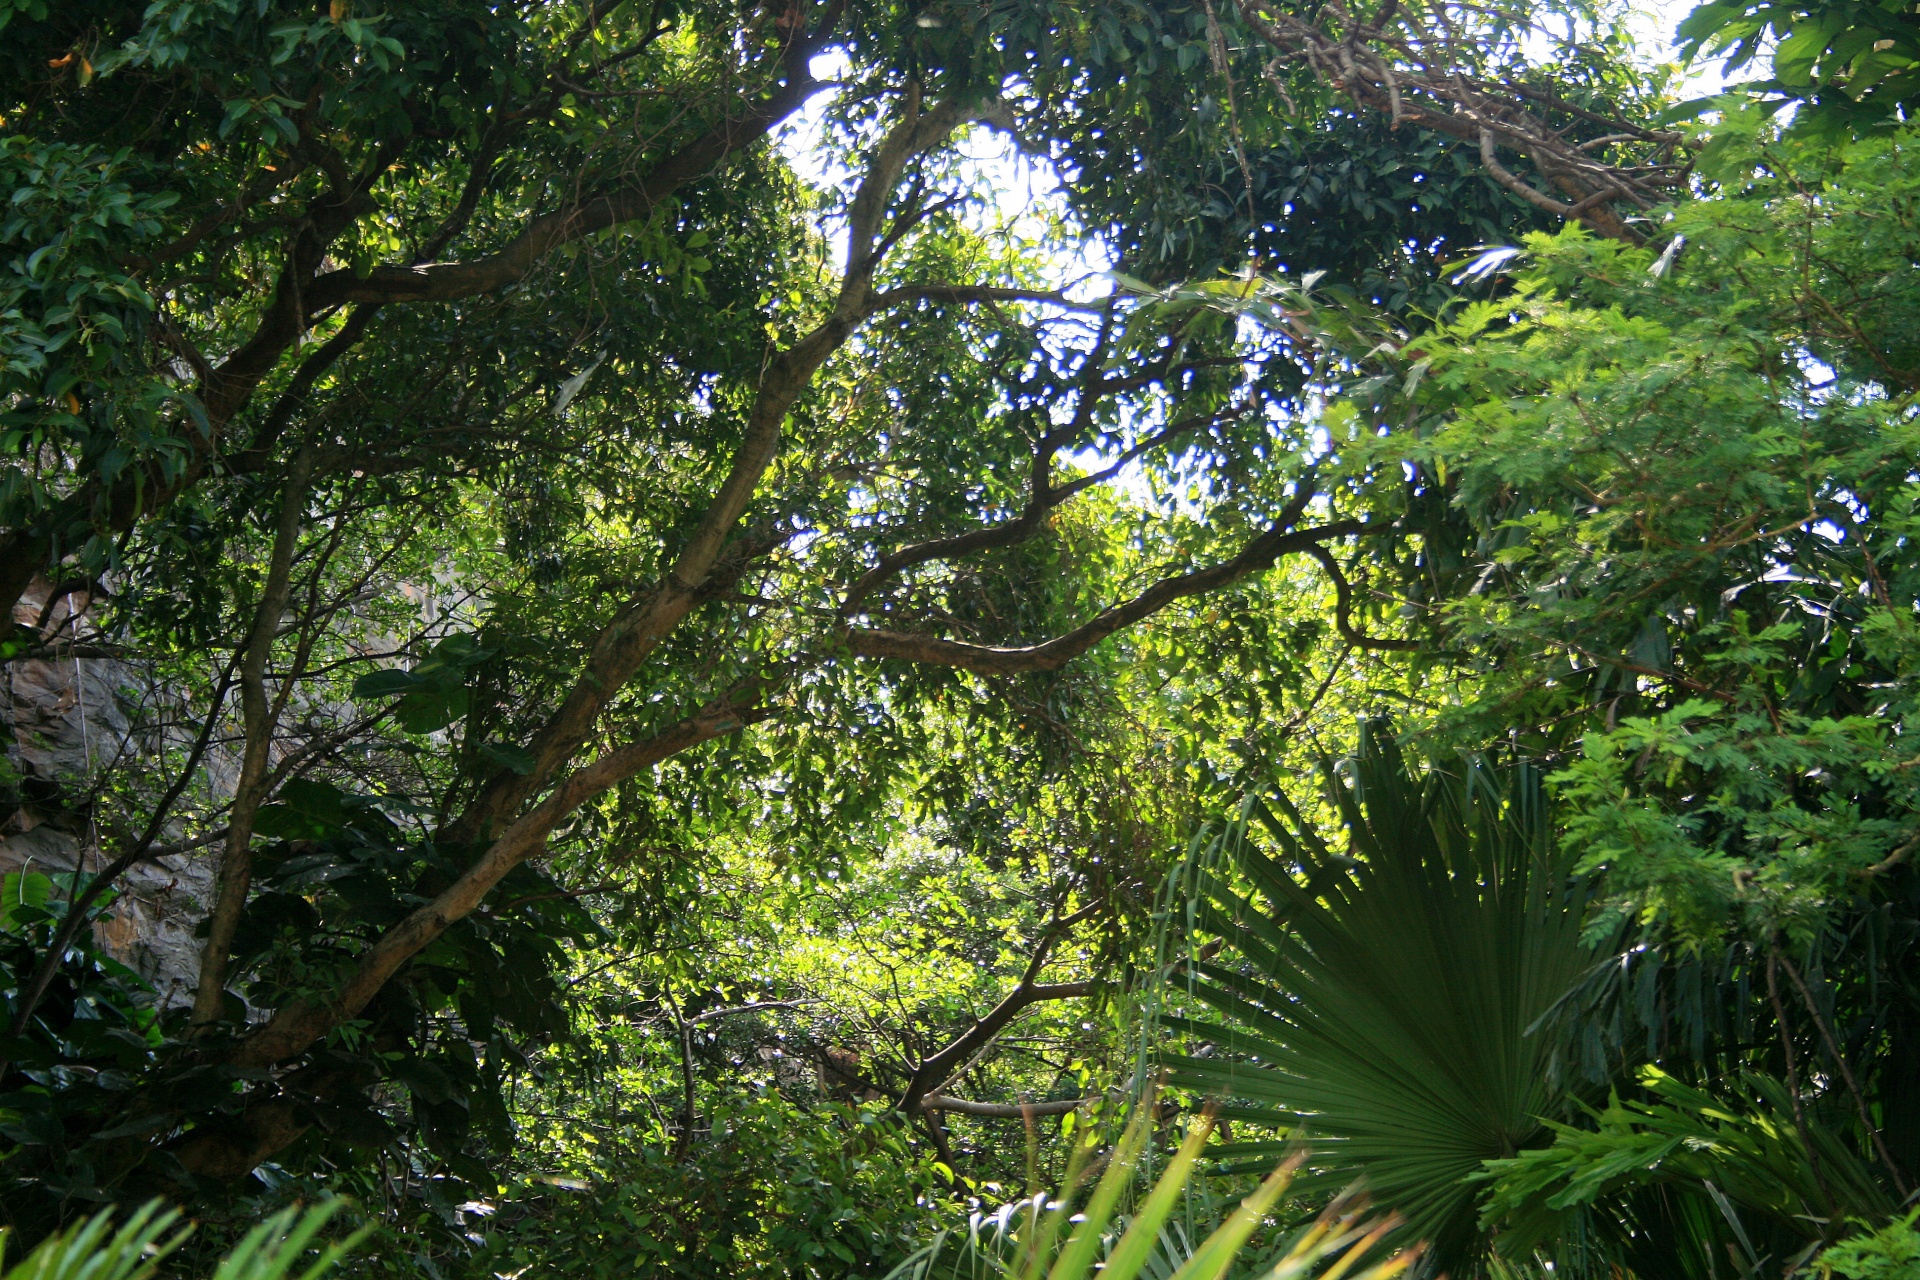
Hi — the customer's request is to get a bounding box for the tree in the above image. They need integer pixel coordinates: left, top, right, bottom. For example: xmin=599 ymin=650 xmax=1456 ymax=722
xmin=1285 ymin=109 xmax=1920 ymax=1266
xmin=2 ymin=0 xmax=1594 ymax=1209
xmin=1676 ymin=0 xmax=1920 ymax=137
xmin=1223 ymin=0 xmax=1688 ymax=242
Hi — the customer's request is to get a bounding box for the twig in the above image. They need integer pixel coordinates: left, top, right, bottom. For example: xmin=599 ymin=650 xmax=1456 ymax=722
xmin=1778 ymin=951 xmax=1911 ymax=1197
xmin=1767 ymin=945 xmax=1837 ymax=1213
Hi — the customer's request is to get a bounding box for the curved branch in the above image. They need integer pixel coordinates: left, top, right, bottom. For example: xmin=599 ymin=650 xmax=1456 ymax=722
xmin=902 ymin=982 xmax=1095 ymax=1112
xmin=840 ymin=404 xmax=1236 ymax=616
xmin=303 ymin=69 xmax=827 ymax=310
xmin=1478 ymin=128 xmax=1575 ymax=217
xmin=1301 ymin=542 xmax=1419 ymax=651
xmin=899 ymin=900 xmax=1104 ymax=1113
xmin=848 ymin=517 xmax=1364 ymax=676
xmin=231 ymin=305 xmax=382 ymax=476
xmin=1232 ymin=0 xmax=1681 ymax=242
xmin=1857 ymin=832 xmax=1918 ymax=879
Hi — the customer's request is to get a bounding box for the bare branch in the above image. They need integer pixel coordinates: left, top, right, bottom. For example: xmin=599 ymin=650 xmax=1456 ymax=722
xmin=1232 ymin=0 xmax=1688 ymax=242
xmin=685 ymin=998 xmax=823 ymax=1025
xmin=869 ymin=284 xmax=1087 ymax=310
xmin=1479 ymin=128 xmax=1575 ymax=217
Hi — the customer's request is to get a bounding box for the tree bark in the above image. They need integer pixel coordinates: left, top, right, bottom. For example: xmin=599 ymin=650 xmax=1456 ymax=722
xmin=191 ymin=446 xmax=318 ymax=1027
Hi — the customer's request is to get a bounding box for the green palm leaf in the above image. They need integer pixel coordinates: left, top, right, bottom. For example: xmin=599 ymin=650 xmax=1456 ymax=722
xmin=884 ymin=1099 xmax=1419 ymax=1280
xmin=0 ymin=1201 xmax=361 ymax=1280
xmin=1165 ymin=727 xmax=1598 ymax=1274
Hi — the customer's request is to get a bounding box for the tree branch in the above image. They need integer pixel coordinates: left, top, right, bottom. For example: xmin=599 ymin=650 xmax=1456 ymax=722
xmin=848 ymin=517 xmax=1362 ymax=676
xmin=192 ymin=445 xmax=318 ymax=1027
xmin=443 ymin=92 xmax=979 ymax=845
xmin=230 ymin=686 xmax=775 ymax=1068
xmin=1478 ymin=127 xmax=1575 ymax=217
xmin=920 ymin=1095 xmax=1096 ymax=1118
xmin=839 ymin=401 xmax=1234 ymax=617
xmin=901 ymin=898 xmax=1104 ymax=1113
xmin=301 ymin=69 xmax=828 ymax=310
xmin=1231 ymin=0 xmax=1684 ymax=242
xmin=4 ymin=655 xmax=238 ymax=1047
xmin=1300 ymin=543 xmax=1418 ymax=651
xmin=0 ymin=5 xmax=843 ymax=636
xmin=1777 ymin=952 xmax=1911 ymax=1198
xmin=869 ymin=284 xmax=1087 ymax=310
xmin=902 ymin=982 xmax=1095 ymax=1113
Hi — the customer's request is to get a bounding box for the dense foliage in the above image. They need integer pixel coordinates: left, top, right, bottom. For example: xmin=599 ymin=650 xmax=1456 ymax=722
xmin=3 ymin=0 xmax=1919 ymax=1276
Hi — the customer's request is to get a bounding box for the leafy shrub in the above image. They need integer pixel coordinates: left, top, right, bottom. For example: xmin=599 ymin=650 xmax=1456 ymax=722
xmin=1819 ymin=1212 xmax=1920 ymax=1280
xmin=0 ymin=870 xmax=171 ymax=1215
xmin=455 ymin=1094 xmax=945 ymax=1280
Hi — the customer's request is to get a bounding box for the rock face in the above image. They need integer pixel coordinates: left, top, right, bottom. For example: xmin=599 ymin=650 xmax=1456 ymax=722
xmin=3 ymin=580 xmax=214 ymax=1007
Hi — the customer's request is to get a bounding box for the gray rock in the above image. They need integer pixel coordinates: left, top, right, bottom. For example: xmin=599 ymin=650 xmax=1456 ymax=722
xmin=4 ymin=579 xmax=213 ymax=1006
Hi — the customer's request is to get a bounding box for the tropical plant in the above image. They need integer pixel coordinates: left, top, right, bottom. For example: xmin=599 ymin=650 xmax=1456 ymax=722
xmin=1335 ymin=114 xmax=1920 ymax=1208
xmin=25 ymin=0 xmax=1900 ymax=1270
xmin=1676 ymin=0 xmax=1920 ymax=136
xmin=1350 ymin=113 xmax=1920 ymax=955
xmin=0 ymin=1199 xmax=359 ymax=1280
xmin=1480 ymin=1067 xmax=1894 ymax=1279
xmin=1160 ymin=729 xmax=1598 ymax=1275
xmin=0 ymin=0 xmax=1580 ymax=1211
xmin=883 ymin=1101 xmax=1416 ymax=1280
xmin=1817 ymin=1210 xmax=1920 ymax=1280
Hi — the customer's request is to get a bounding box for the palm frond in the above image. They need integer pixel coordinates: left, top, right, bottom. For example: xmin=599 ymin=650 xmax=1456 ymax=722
xmin=885 ymin=1101 xmax=1418 ymax=1280
xmin=0 ymin=1201 xmax=361 ymax=1280
xmin=1164 ymin=727 xmax=1599 ymax=1274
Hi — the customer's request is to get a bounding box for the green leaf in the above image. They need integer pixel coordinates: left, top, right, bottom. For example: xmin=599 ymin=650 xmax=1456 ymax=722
xmin=479 ymin=741 xmax=537 ymax=774
xmin=1163 ymin=729 xmax=1598 ymax=1273
xmin=396 ymin=685 xmax=469 ymax=734
xmin=352 ymin=668 xmax=428 ymax=697
xmin=1 ymin=869 xmax=53 ymax=932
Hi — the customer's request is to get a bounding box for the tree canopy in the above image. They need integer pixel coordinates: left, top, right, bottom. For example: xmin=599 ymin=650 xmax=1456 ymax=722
xmin=3 ymin=0 xmax=1919 ymax=1278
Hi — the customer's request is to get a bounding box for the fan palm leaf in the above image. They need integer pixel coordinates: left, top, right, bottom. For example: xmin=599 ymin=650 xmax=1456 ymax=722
xmin=1162 ymin=727 xmax=1598 ymax=1274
